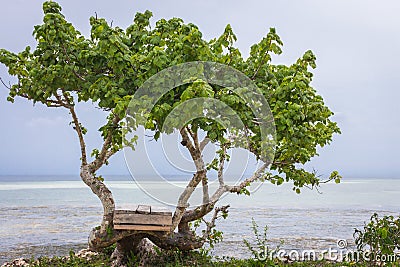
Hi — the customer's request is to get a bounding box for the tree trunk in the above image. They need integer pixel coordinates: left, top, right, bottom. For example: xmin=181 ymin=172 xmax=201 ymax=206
xmin=148 ymin=231 xmax=204 ymax=251
xmin=109 ymin=232 xmax=204 ymax=266
xmin=79 ymin=164 xmax=207 ymax=263
xmin=79 ymin=165 xmax=117 ymax=250
xmin=111 ymin=235 xmax=146 ymax=266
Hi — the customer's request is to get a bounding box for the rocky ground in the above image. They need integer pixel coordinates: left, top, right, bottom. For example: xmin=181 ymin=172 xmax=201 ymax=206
xmin=1 ymin=249 xmax=100 ymax=267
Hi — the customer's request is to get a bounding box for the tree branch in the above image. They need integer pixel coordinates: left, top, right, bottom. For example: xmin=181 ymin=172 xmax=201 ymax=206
xmin=250 ymin=39 xmax=272 ymax=80
xmin=180 ymin=127 xmax=196 ymax=157
xmin=171 ymin=127 xmax=208 ymax=231
xmin=68 ymin=103 xmax=88 ymax=165
xmin=179 ymin=145 xmax=229 ymax=224
xmin=187 ymin=126 xmax=199 ymax=150
xmin=187 ymin=128 xmax=210 ymax=205
xmin=227 ymin=163 xmax=268 ymax=193
xmin=61 ymin=43 xmax=86 ymax=82
xmin=202 ymin=205 xmax=230 ymax=240
xmin=185 ymin=127 xmax=210 ymax=206
xmin=180 ymin=161 xmax=269 ymax=225
xmin=171 ymin=172 xmax=204 ymax=231
xmin=46 ymin=95 xmax=70 ymax=108
xmin=217 ymin=145 xmax=227 ymax=187
xmin=0 ymin=77 xmax=11 ymax=89
xmin=89 ymin=114 xmax=121 ymax=173
xmin=199 ymin=137 xmax=210 ymax=152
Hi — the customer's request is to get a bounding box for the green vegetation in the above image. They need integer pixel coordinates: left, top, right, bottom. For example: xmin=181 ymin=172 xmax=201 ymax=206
xmin=0 ymin=0 xmax=341 ymax=263
xmin=354 ymin=213 xmax=400 ymax=264
xmin=243 ymin=218 xmax=283 ymax=262
xmin=19 ymin=250 xmax=398 ymax=267
xmin=29 ymin=251 xmax=111 ymax=267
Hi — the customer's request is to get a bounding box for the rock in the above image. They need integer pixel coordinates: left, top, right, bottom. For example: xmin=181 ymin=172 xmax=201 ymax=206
xmin=1 ymin=258 xmax=30 ymax=267
xmin=1 ymin=249 xmax=99 ymax=267
xmin=75 ymin=248 xmax=99 ymax=260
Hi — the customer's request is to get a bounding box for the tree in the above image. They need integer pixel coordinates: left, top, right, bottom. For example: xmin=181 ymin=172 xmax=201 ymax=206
xmin=0 ymin=1 xmax=341 ymax=265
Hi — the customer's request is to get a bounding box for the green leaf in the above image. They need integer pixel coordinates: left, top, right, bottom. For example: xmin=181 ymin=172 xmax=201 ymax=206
xmin=0 ymin=2 xmax=341 ymax=226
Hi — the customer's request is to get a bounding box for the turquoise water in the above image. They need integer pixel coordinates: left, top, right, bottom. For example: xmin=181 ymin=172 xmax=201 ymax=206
xmin=0 ymin=176 xmax=399 ymax=263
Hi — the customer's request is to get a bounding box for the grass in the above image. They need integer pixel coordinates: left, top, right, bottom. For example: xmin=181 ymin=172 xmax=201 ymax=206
xmin=25 ymin=251 xmax=111 ymax=267
xmin=13 ymin=249 xmax=398 ymax=267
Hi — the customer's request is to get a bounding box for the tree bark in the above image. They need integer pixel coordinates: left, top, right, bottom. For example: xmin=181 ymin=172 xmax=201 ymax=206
xmin=148 ymin=231 xmax=204 ymax=251
xmin=80 ymin=165 xmax=116 ymax=250
xmin=111 ymin=235 xmax=146 ymax=267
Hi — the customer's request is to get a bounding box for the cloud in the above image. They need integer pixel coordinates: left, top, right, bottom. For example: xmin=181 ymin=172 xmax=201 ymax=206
xmin=0 ymin=0 xmax=399 ymax=177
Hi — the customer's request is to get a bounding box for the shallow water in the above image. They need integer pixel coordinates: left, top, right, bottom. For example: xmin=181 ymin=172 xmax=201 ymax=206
xmin=0 ymin=177 xmax=399 ymax=264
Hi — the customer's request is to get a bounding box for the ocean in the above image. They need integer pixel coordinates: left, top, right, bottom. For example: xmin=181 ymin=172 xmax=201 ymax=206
xmin=0 ymin=176 xmax=399 ymax=264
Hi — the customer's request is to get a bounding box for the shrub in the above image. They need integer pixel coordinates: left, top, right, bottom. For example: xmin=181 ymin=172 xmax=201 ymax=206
xmin=243 ymin=218 xmax=283 ymax=263
xmin=353 ymin=213 xmax=400 ymax=263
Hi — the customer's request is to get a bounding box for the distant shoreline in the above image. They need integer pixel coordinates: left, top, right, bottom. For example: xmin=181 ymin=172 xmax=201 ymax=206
xmin=0 ymin=175 xmax=399 ymax=182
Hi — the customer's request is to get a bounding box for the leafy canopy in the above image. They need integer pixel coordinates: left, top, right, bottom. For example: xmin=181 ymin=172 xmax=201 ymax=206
xmin=0 ymin=1 xmax=341 ymax=191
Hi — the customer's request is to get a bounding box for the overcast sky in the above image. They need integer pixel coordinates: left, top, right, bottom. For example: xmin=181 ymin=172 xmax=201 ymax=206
xmin=0 ymin=0 xmax=399 ymax=178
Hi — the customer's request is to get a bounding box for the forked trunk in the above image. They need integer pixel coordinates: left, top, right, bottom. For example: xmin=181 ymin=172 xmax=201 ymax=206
xmin=80 ymin=163 xmax=206 ymax=264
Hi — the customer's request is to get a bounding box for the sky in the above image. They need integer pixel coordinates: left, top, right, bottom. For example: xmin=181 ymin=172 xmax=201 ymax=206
xmin=0 ymin=0 xmax=399 ymax=178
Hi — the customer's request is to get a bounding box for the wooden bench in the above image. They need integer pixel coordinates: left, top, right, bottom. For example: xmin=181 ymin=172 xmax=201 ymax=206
xmin=113 ymin=204 xmax=172 ymax=231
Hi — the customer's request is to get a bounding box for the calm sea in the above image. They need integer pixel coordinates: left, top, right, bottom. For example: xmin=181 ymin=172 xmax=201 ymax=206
xmin=0 ymin=176 xmax=399 ymax=264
